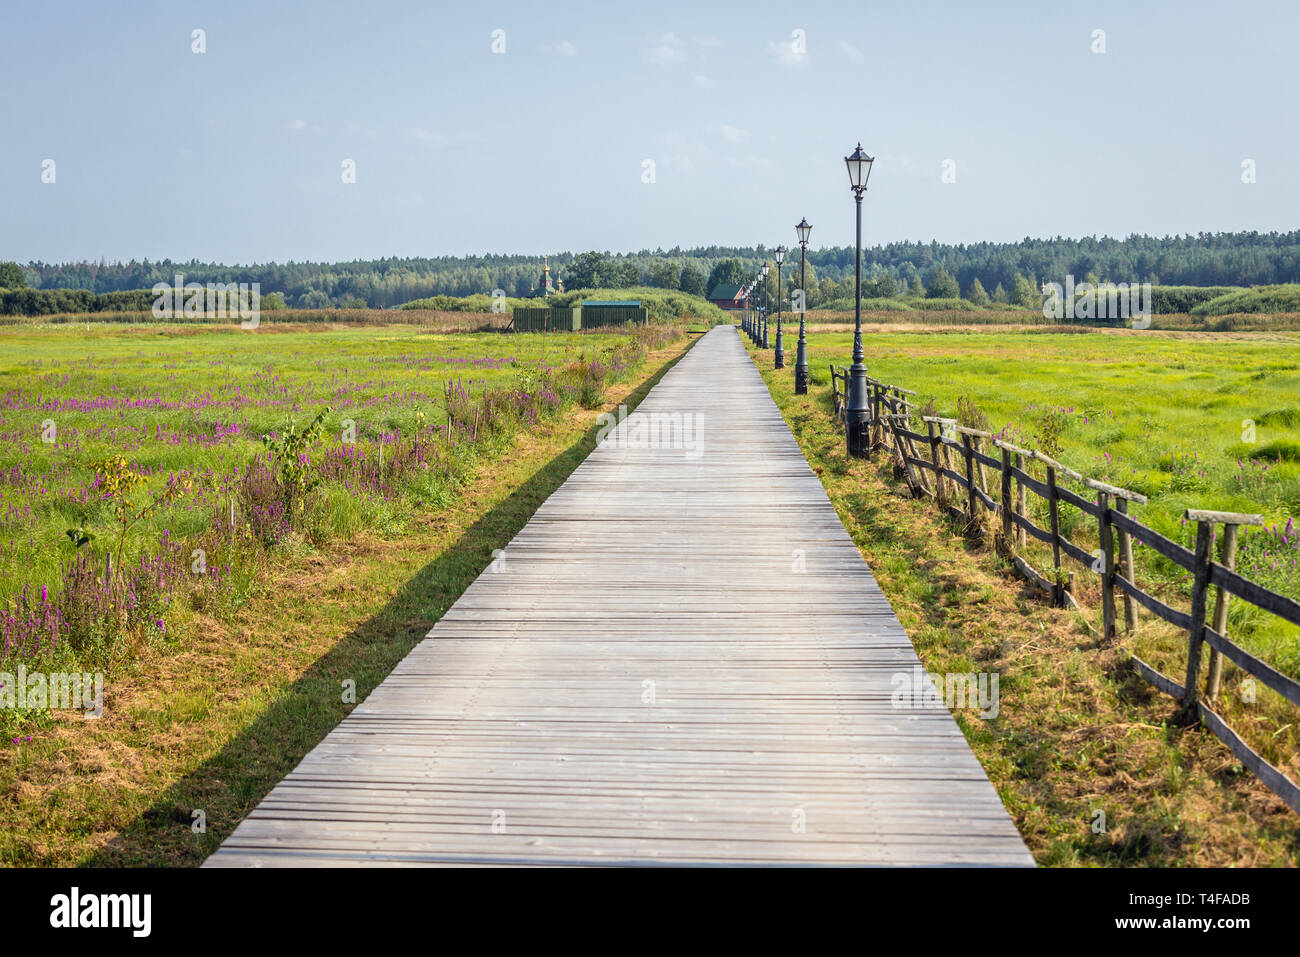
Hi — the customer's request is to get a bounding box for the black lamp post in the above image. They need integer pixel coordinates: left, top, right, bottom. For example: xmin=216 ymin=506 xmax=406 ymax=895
xmin=748 ymin=281 xmax=757 ymax=343
xmin=844 ymin=142 xmax=875 ymax=457
xmin=774 ymin=245 xmax=786 ymax=368
xmin=748 ymin=281 xmax=756 ymax=343
xmin=794 ymin=218 xmax=811 ymax=393
xmin=760 ymin=266 xmax=770 ymax=348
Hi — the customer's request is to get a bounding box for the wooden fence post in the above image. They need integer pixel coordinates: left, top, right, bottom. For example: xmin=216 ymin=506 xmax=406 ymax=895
xmin=883 ymin=395 xmax=896 ymax=467
xmin=973 ymin=435 xmax=990 ymax=499
xmin=1000 ymin=446 xmax=1013 ymax=551
xmin=1205 ymin=523 xmax=1241 ymax=702
xmin=1046 ymin=466 xmax=1063 ymax=606
xmin=928 ymin=421 xmax=946 ymax=507
xmin=1014 ymin=452 xmax=1027 ymax=548
xmin=1115 ymin=497 xmax=1137 ymax=631
xmin=1098 ymin=490 xmax=1116 ymax=640
xmin=1180 ymin=518 xmax=1216 ymax=721
xmin=963 ymin=433 xmax=978 ymax=533
xmin=864 ymin=383 xmax=873 ymax=449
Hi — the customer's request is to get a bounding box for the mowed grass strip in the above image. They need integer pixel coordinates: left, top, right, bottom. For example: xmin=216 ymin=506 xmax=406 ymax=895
xmin=745 ymin=328 xmax=1299 ymax=866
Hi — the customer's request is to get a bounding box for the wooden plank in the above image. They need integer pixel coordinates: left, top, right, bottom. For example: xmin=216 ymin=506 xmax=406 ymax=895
xmin=1204 ymin=524 xmax=1239 ymax=700
xmin=1207 ymin=562 xmax=1300 ymax=627
xmin=1010 ymin=509 xmax=1054 ymax=546
xmin=1114 ymin=574 xmax=1194 ymax=630
xmin=1014 ymin=452 xmax=1027 ymax=548
xmin=1185 ymin=509 xmax=1263 ymax=526
xmin=206 ymin=326 xmax=1032 ymax=868
xmin=1115 ymin=498 xmax=1137 ymax=631
xmin=1009 ymin=464 xmax=1049 ymax=500
xmin=1197 ymin=704 xmax=1300 ymax=813
xmin=1109 ymin=509 xmax=1196 ymax=572
xmin=1046 ymin=466 xmax=1063 ymax=606
xmin=999 ymin=447 xmax=1013 ymax=547
xmin=1202 ymin=626 xmax=1300 ymax=707
xmin=1012 ymin=554 xmax=1054 ymax=596
xmin=1056 ymin=485 xmax=1100 ymax=518
xmin=1098 ymin=491 xmax=1116 ymax=641
xmin=1131 ymin=655 xmax=1185 ymax=700
xmin=1181 ymin=521 xmax=1216 ymax=718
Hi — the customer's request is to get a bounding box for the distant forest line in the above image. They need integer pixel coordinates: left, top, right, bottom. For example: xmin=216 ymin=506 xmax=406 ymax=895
xmin=11 ymin=230 xmax=1300 ymax=310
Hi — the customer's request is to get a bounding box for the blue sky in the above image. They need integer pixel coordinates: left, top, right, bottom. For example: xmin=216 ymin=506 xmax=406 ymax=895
xmin=2 ymin=0 xmax=1296 ymax=264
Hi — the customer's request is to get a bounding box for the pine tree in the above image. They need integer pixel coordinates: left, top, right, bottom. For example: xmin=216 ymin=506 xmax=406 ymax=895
xmin=967 ymin=277 xmax=989 ymax=306
xmin=1010 ymin=273 xmax=1038 ymax=309
xmin=924 ymin=267 xmax=960 ymax=299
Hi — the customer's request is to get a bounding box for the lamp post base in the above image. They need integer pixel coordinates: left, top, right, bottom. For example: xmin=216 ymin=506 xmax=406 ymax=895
xmin=794 ymin=364 xmax=808 ymax=394
xmin=775 ymin=350 xmax=784 ymax=369
xmin=846 ymin=411 xmax=870 ymax=458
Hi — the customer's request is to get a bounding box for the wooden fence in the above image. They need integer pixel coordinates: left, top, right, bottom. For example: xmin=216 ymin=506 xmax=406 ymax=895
xmin=510 ymin=305 xmax=649 ymax=332
xmin=828 ymin=362 xmax=1300 ymax=812
xmin=580 ymin=306 xmax=649 ymax=327
xmin=511 ymin=307 xmax=581 ymax=332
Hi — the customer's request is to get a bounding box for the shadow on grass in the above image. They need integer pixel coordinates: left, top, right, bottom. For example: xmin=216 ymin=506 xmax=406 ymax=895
xmin=84 ymin=341 xmax=696 ymax=866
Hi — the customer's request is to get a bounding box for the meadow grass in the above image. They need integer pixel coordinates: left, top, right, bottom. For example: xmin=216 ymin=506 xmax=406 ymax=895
xmin=0 ymin=320 xmax=696 ymax=865
xmin=804 ymin=328 xmax=1300 ymax=584
xmin=0 ymin=322 xmax=676 ymax=671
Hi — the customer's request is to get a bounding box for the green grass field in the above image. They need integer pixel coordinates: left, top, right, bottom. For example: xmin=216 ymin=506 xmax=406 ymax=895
xmin=0 ymin=322 xmax=674 ymax=675
xmin=805 ymin=330 xmax=1300 ymax=574
xmin=745 ymin=325 xmax=1300 ymax=864
xmin=795 ymin=327 xmax=1300 ymax=678
xmin=0 ymin=320 xmax=695 ymax=865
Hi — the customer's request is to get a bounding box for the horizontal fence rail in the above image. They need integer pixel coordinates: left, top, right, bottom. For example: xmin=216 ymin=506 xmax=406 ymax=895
xmin=510 ymin=305 xmax=649 ymax=332
xmin=825 ymin=362 xmax=1300 ymax=813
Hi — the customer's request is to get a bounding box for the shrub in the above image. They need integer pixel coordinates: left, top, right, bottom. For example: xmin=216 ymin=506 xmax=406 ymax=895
xmin=924 ymin=267 xmax=960 ymax=299
xmin=1034 ymin=408 xmax=1068 ymax=459
xmin=956 ymin=396 xmax=991 ymax=433
xmin=818 ymin=297 xmax=913 ymax=312
xmin=1190 ymin=285 xmax=1300 ymax=316
xmin=1150 ymin=285 xmax=1239 ymax=314
xmin=910 ymin=297 xmax=978 ymax=312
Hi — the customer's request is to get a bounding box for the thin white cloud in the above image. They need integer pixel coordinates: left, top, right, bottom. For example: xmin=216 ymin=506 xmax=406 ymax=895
xmin=838 ymin=40 xmax=863 ymax=63
xmin=290 ymin=119 xmax=307 ymax=131
xmin=726 ymin=155 xmax=771 ymax=169
xmin=770 ymin=38 xmax=808 ymax=68
xmin=410 ymin=127 xmax=446 ymax=144
xmin=645 ymin=32 xmax=686 ymax=65
xmin=542 ymin=40 xmax=577 ymax=56
xmin=710 ymin=124 xmax=747 ymax=144
xmin=692 ymin=74 xmax=716 ymax=90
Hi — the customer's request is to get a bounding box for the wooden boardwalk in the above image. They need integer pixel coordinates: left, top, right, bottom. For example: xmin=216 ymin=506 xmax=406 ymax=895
xmin=206 ymin=326 xmax=1033 ymax=867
